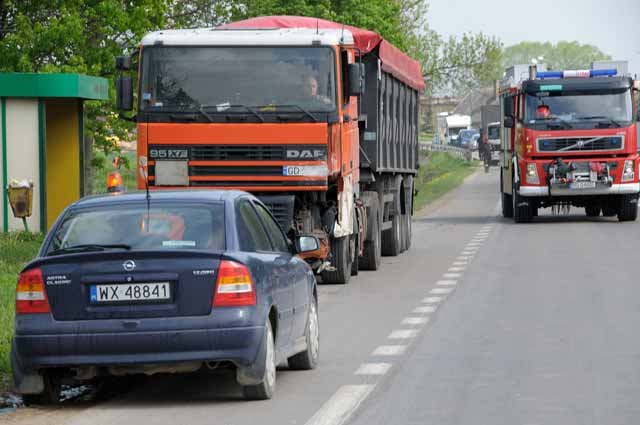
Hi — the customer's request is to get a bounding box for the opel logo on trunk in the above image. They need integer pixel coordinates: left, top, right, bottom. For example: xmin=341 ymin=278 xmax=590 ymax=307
xmin=123 ymin=260 xmax=136 ymax=272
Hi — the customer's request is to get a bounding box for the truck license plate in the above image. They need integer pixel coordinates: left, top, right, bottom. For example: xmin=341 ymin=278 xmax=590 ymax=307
xmin=570 ymin=181 xmax=596 ymax=189
xmin=90 ymin=282 xmax=171 ymax=303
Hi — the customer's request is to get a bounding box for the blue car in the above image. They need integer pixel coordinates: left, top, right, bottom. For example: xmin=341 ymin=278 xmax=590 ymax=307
xmin=12 ymin=190 xmax=320 ymax=403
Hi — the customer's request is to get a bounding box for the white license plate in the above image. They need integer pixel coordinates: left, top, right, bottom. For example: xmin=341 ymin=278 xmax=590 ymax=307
xmin=570 ymin=181 xmax=596 ymax=189
xmin=90 ymin=282 xmax=171 ymax=303
xmin=282 ymin=165 xmax=328 ymax=177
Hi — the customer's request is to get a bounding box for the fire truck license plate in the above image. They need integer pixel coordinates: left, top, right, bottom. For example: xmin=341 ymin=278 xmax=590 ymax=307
xmin=570 ymin=181 xmax=596 ymax=189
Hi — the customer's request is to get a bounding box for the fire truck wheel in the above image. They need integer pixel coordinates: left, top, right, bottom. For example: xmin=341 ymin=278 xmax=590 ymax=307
xmin=359 ymin=198 xmax=381 ymax=270
xmin=602 ymin=203 xmax=617 ymax=217
xmin=585 ymin=205 xmax=601 ymax=217
xmin=501 ymin=175 xmax=513 ymax=218
xmin=321 ymin=236 xmax=352 ymax=284
xmin=512 ymin=184 xmax=533 ymax=223
xmin=381 ymin=213 xmax=401 ymax=256
xmin=617 ymin=195 xmax=638 ymax=222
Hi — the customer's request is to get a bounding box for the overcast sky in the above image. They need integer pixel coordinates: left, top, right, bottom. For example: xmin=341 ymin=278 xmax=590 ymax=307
xmin=428 ymin=0 xmax=640 ymax=77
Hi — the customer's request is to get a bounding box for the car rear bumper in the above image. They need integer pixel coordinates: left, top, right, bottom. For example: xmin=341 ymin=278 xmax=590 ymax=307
xmin=13 ymin=313 xmax=264 ymax=370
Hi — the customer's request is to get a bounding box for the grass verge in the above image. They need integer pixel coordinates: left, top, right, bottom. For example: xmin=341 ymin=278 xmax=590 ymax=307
xmin=414 ymin=151 xmax=477 ymax=211
xmin=0 ymin=232 xmax=43 ymax=392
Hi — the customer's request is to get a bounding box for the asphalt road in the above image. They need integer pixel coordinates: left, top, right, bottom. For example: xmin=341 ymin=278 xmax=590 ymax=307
xmin=5 ymin=167 xmax=640 ymax=425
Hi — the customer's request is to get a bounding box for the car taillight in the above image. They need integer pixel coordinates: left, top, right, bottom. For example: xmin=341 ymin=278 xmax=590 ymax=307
xmin=16 ymin=268 xmax=50 ymax=314
xmin=213 ymin=260 xmax=256 ymax=307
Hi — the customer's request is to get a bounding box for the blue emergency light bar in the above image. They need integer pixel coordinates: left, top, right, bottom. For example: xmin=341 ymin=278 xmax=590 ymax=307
xmin=537 ymin=69 xmax=617 ymax=79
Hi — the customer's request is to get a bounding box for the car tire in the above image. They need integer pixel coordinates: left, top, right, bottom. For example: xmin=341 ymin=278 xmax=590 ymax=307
xmin=22 ymin=372 xmax=61 ymax=406
xmin=321 ymin=236 xmax=352 ymax=284
xmin=585 ymin=205 xmax=601 ymax=217
xmin=242 ymin=321 xmax=276 ymax=401
xmin=359 ymin=198 xmax=381 ymax=271
xmin=618 ymin=195 xmax=638 ymax=222
xmin=287 ymin=299 xmax=319 ymax=370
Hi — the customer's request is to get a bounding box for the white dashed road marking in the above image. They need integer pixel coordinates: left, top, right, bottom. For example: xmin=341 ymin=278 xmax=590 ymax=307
xmin=304 ymin=385 xmax=375 ymax=425
xmin=437 ymin=280 xmax=457 ymax=286
xmin=354 ymin=363 xmax=393 ymax=376
xmin=371 ymin=345 xmax=407 ymax=356
xmin=443 ymin=273 xmax=461 ymax=278
xmin=402 ymin=316 xmax=430 ymax=325
xmin=422 ymin=296 xmax=442 ymax=303
xmin=430 ymin=287 xmax=455 ymax=295
xmin=388 ymin=329 xmax=419 ymax=339
xmin=413 ymin=305 xmax=437 ymax=314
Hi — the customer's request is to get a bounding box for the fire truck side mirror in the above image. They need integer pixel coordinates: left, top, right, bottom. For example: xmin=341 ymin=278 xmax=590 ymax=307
xmin=503 ymin=116 xmax=514 ymax=128
xmin=116 ymin=76 xmax=134 ymax=111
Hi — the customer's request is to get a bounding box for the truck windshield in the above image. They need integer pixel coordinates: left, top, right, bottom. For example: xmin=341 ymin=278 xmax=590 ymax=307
xmin=140 ymin=46 xmax=336 ymax=113
xmin=525 ymin=90 xmax=632 ymax=129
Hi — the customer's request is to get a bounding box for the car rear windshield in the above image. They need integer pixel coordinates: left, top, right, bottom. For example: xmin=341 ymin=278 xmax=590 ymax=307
xmin=46 ymin=202 xmax=225 ymax=254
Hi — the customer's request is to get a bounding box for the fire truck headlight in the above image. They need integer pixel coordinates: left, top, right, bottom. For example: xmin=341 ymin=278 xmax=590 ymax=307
xmin=526 ymin=163 xmax=539 ymax=184
xmin=622 ymin=160 xmax=635 ymax=182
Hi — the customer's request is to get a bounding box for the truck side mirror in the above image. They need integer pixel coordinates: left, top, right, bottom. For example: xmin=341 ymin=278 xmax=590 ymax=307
xmin=348 ymin=63 xmax=364 ymax=96
xmin=116 ymin=76 xmax=133 ymax=111
xmin=504 ymin=116 xmax=514 ymax=128
xmin=115 ymin=56 xmax=132 ymax=71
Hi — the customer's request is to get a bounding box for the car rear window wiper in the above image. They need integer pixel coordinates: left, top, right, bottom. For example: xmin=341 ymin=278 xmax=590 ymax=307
xmin=577 ymin=115 xmax=621 ymax=128
xmin=256 ymin=104 xmax=320 ymax=123
xmin=48 ymin=244 xmax=132 ymax=256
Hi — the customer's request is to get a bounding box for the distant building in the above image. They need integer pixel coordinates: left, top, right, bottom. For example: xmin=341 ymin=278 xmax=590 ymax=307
xmin=453 ymin=85 xmax=499 ymax=129
xmin=420 ymin=95 xmax=460 ymax=133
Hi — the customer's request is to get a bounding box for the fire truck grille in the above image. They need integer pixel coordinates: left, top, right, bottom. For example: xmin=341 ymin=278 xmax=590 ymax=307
xmin=537 ymin=136 xmax=624 ymax=152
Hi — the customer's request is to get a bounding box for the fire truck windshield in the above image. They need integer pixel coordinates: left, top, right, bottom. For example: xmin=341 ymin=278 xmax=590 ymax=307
xmin=139 ymin=46 xmax=336 ymax=114
xmin=524 ymin=89 xmax=632 ymax=129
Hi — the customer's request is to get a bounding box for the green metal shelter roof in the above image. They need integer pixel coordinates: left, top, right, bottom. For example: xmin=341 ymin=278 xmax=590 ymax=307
xmin=0 ymin=73 xmax=108 ymax=100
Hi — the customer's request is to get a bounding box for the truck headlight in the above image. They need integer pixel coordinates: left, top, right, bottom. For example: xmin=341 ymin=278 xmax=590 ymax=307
xmin=526 ymin=163 xmax=539 ymax=184
xmin=622 ymin=160 xmax=635 ymax=182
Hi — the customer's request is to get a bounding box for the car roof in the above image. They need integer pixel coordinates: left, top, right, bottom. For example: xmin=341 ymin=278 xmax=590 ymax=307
xmin=70 ymin=190 xmax=251 ymax=209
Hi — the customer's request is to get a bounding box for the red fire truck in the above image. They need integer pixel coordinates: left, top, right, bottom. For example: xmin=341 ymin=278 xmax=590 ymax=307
xmin=499 ymin=66 xmax=640 ymax=222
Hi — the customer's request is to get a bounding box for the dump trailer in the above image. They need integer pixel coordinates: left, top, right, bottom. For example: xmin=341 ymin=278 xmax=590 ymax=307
xmin=115 ymin=16 xmax=424 ymax=284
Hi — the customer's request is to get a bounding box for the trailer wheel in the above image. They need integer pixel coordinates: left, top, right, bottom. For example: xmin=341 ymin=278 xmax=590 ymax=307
xmin=350 ymin=233 xmax=359 ymax=276
xmin=359 ymin=197 xmax=381 ymax=270
xmin=381 ymin=213 xmax=401 ymax=256
xmin=585 ymin=205 xmax=601 ymax=217
xmin=617 ymin=195 xmax=638 ymax=222
xmin=321 ymin=236 xmax=352 ymax=284
xmin=403 ymin=213 xmax=412 ymax=250
xmin=512 ymin=184 xmax=533 ymax=223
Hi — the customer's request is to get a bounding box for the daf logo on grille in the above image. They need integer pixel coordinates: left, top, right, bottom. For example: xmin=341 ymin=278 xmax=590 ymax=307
xmin=123 ymin=260 xmax=136 ymax=272
xmin=576 ymin=140 xmax=585 ymax=148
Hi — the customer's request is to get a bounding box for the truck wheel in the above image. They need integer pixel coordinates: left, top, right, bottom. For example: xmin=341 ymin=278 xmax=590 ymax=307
xmin=512 ymin=184 xmax=533 ymax=223
xmin=359 ymin=198 xmax=381 ymax=270
xmin=321 ymin=236 xmax=352 ymax=284
xmin=617 ymin=195 xmax=638 ymax=222
xmin=350 ymin=234 xmax=359 ymax=276
xmin=501 ymin=174 xmax=513 ymax=218
xmin=404 ymin=213 xmax=412 ymax=250
xmin=585 ymin=205 xmax=601 ymax=217
xmin=381 ymin=213 xmax=401 ymax=256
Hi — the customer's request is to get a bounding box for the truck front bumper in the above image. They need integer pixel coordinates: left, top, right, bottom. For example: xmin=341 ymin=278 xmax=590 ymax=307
xmin=519 ymin=182 xmax=640 ymax=197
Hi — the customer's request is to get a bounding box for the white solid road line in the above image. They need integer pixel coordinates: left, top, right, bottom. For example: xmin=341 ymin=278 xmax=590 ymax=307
xmin=354 ymin=363 xmax=393 ymax=376
xmin=304 ymin=385 xmax=375 ymax=425
xmin=371 ymin=345 xmax=407 ymax=356
xmin=388 ymin=329 xmax=419 ymax=339
xmin=413 ymin=305 xmax=437 ymax=314
xmin=422 ymin=296 xmax=443 ymax=303
xmin=430 ymin=287 xmax=455 ymax=295
xmin=402 ymin=317 xmax=430 ymax=325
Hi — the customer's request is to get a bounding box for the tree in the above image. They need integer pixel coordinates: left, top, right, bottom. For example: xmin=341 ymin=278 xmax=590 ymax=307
xmin=503 ymin=41 xmax=611 ymax=70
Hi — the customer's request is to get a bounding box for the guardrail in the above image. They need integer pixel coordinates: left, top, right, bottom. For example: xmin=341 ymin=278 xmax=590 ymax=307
xmin=419 ymin=142 xmax=471 ymax=160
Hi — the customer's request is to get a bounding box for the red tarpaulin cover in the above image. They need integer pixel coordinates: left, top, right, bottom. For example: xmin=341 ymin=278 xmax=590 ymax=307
xmin=219 ymin=16 xmax=425 ymax=91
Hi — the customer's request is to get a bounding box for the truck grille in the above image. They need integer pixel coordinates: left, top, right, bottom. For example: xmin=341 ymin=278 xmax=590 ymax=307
xmin=189 ymin=166 xmax=283 ymax=176
xmin=191 ymin=146 xmax=286 ymax=161
xmin=537 ymin=136 xmax=624 ymax=152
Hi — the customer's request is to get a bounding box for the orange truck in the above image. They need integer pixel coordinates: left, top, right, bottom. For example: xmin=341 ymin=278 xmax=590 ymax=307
xmin=115 ymin=16 xmax=425 ymax=283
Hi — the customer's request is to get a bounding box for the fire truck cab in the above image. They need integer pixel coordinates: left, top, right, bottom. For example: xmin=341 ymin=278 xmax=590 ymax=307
xmin=500 ymin=66 xmax=640 ymax=222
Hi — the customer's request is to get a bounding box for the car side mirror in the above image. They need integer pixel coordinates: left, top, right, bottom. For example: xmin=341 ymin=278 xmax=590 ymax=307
xmin=295 ymin=235 xmax=320 ymax=253
xmin=504 ymin=115 xmax=514 ymax=128
xmin=347 ymin=63 xmax=364 ymax=96
xmin=116 ymin=76 xmax=133 ymax=111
